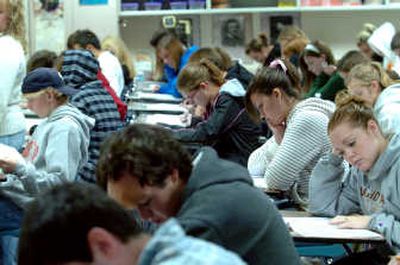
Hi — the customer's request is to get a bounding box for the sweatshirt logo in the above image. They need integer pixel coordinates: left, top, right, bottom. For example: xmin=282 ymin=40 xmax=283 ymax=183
xmin=360 ymin=186 xmax=384 ymax=212
xmin=22 ymin=140 xmax=39 ymax=162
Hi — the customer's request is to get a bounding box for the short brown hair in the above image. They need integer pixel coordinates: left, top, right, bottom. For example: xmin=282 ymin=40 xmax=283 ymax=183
xmin=97 ymin=124 xmax=193 ymax=189
xmin=246 ymin=33 xmax=269 ymax=54
xmin=336 ymin=50 xmax=369 ymax=74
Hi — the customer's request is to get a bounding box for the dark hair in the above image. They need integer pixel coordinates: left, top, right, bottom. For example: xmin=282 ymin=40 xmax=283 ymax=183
xmin=67 ymin=29 xmax=101 ymax=50
xmin=18 ymin=183 xmax=142 ymax=265
xmin=299 ymin=40 xmax=336 ymax=93
xmin=245 ymin=33 xmax=269 ymax=54
xmin=150 ymin=28 xmax=177 ymax=47
xmin=27 ymin=50 xmax=58 ymax=73
xmin=97 ymin=124 xmax=193 ymax=189
xmin=336 ymin=50 xmax=370 ymax=73
xmin=391 ymin=31 xmax=400 ymax=51
xmin=245 ymin=59 xmax=300 ymax=120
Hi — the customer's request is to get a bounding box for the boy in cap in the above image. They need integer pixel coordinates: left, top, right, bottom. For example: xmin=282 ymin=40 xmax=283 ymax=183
xmin=0 ymin=67 xmax=94 ymax=263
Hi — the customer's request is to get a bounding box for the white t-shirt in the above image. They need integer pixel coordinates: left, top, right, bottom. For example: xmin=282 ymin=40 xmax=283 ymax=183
xmin=98 ymin=51 xmax=124 ymax=97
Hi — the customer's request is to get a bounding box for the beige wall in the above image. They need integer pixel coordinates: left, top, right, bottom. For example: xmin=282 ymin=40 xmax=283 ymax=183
xmin=64 ymin=0 xmax=119 ymax=45
xmin=301 ymin=10 xmax=400 ymax=58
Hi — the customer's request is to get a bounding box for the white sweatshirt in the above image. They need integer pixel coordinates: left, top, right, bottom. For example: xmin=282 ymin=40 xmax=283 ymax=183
xmin=98 ymin=50 xmax=124 ymax=97
xmin=0 ymin=35 xmax=26 ymax=136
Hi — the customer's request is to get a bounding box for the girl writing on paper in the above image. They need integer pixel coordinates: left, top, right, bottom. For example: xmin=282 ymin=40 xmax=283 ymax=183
xmin=309 ymin=92 xmax=400 ymax=264
xmin=173 ymin=59 xmax=262 ymax=166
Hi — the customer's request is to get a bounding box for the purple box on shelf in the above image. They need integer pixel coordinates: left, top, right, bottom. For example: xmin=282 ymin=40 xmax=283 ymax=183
xmin=170 ymin=1 xmax=188 ymax=9
xmin=144 ymin=2 xmax=162 ymax=10
xmin=121 ymin=2 xmax=140 ymax=10
xmin=188 ymin=0 xmax=205 ymax=9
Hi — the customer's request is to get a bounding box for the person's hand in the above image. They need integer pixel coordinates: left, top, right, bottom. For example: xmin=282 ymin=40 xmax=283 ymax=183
xmin=270 ymin=121 xmax=286 ymax=145
xmin=193 ymin=105 xmax=206 ymax=118
xmin=181 ymin=98 xmax=195 ymax=113
xmin=180 ymin=112 xmax=192 ymax=127
xmin=150 ymin=84 xmax=160 ymax=92
xmin=330 ymin=215 xmax=371 ymax=229
xmin=388 ymin=255 xmax=400 ymax=265
xmin=322 ymin=62 xmax=337 ymax=76
xmin=0 ymin=144 xmax=24 ymax=173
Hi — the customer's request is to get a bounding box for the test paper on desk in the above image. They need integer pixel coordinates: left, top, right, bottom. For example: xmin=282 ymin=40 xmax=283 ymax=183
xmin=284 ymin=217 xmax=384 ymax=241
xmin=144 ymin=114 xmax=187 ymax=127
xmin=134 ymin=103 xmax=187 ymax=113
xmin=134 ymin=92 xmax=182 ymax=103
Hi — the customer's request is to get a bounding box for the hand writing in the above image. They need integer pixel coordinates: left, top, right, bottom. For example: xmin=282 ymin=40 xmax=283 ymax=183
xmin=0 ymin=144 xmax=24 ymax=173
xmin=330 ymin=215 xmax=371 ymax=229
xmin=270 ymin=121 xmax=286 ymax=145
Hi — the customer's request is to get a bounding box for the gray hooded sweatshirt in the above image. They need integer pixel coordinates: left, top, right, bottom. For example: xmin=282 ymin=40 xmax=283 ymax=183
xmin=309 ymin=133 xmax=400 ymax=251
xmin=0 ymin=103 xmax=94 ymax=208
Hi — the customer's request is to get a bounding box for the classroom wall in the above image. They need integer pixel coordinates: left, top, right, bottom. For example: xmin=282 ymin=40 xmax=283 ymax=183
xmin=301 ymin=10 xmax=400 ymax=59
xmin=64 ymin=0 xmax=119 ymax=44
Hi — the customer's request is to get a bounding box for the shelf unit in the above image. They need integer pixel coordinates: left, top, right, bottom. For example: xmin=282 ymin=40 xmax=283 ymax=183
xmin=117 ymin=0 xmax=400 ymax=67
xmin=119 ymin=0 xmax=400 ymax=16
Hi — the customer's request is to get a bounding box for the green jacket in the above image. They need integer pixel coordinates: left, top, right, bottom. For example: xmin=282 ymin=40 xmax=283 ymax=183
xmin=305 ymin=72 xmax=345 ymax=101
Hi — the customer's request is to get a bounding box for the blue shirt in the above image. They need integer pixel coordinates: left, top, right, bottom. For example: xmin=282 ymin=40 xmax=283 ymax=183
xmin=159 ymin=46 xmax=199 ymax=98
xmin=138 ymin=219 xmax=246 ymax=265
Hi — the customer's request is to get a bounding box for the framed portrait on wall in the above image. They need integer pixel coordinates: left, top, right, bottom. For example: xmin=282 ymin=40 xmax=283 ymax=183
xmin=30 ymin=0 xmax=65 ymax=54
xmin=212 ymin=14 xmax=251 ymax=60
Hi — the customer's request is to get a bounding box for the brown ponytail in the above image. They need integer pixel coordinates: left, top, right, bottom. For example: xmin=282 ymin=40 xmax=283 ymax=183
xmin=177 ymin=59 xmax=225 ymax=94
xmin=328 ymin=90 xmax=377 ymax=132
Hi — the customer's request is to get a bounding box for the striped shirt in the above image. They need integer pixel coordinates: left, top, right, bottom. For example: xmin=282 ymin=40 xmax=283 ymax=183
xmin=248 ymin=98 xmax=335 ymax=202
xmin=71 ymin=83 xmax=124 ymax=182
xmin=62 ymin=50 xmax=124 ymax=182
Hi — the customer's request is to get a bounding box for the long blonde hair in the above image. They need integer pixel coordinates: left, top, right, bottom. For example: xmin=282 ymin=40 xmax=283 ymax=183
xmin=101 ymin=35 xmax=135 ymax=80
xmin=2 ymin=0 xmax=27 ymax=52
xmin=346 ymin=62 xmax=395 ymax=89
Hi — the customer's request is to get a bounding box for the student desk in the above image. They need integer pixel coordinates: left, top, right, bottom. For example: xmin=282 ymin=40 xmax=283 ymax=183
xmin=126 ymin=86 xmax=189 ymax=128
xmin=281 ymin=211 xmax=385 ymax=245
xmin=280 ymin=210 xmax=386 ymax=261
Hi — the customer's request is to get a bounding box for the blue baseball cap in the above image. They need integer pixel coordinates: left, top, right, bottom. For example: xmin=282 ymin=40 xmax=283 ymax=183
xmin=22 ymin=67 xmax=78 ymax=96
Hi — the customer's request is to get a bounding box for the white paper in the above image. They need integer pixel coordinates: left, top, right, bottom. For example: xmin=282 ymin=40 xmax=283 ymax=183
xmin=252 ymin=177 xmax=267 ymax=189
xmin=143 ymin=114 xmax=187 ymax=127
xmin=284 ymin=217 xmax=384 ymax=241
xmin=132 ymin=92 xmax=182 ymax=103
xmin=130 ymin=103 xmax=187 ymax=114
